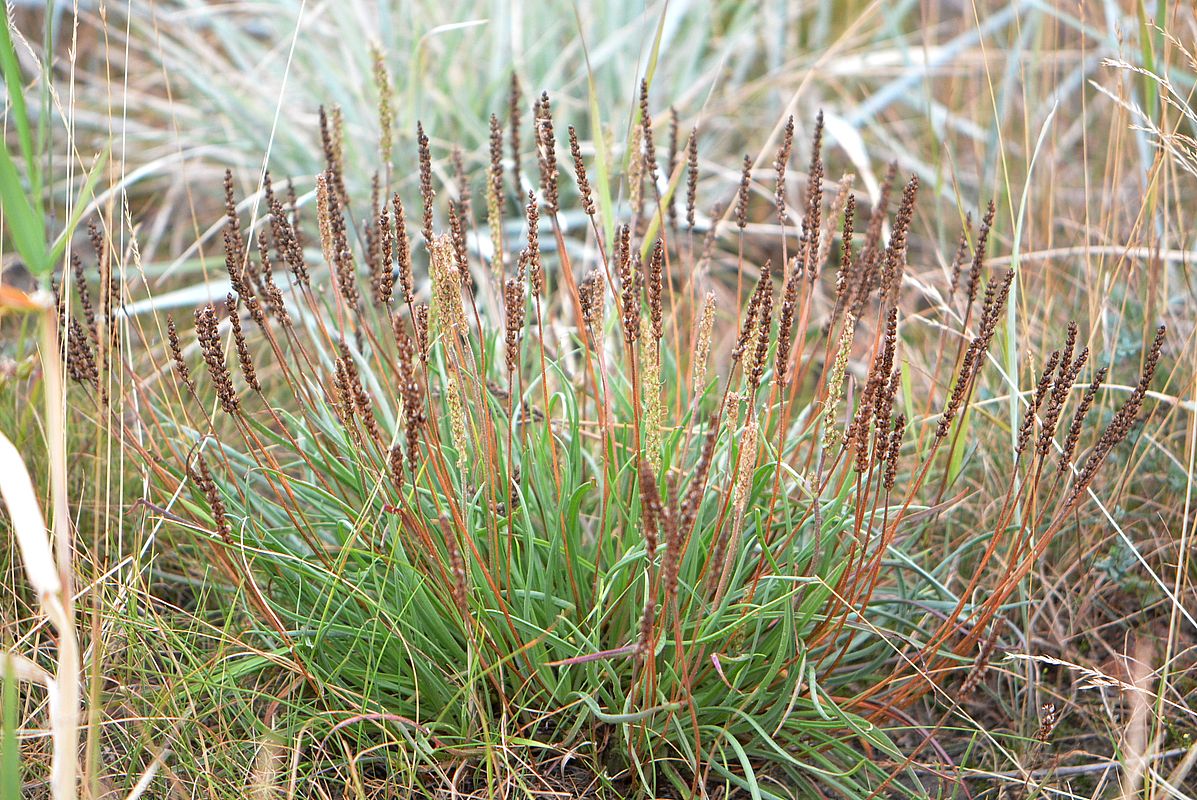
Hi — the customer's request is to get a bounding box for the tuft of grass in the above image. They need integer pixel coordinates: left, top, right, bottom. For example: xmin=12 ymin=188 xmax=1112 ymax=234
xmin=81 ymin=85 xmax=1170 ymax=797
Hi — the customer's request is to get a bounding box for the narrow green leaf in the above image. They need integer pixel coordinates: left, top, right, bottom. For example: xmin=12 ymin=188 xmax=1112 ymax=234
xmin=2 ymin=661 xmax=19 ymax=800
xmin=0 ymin=143 xmax=48 ymax=272
xmin=48 ymin=148 xmax=111 ymax=267
xmin=0 ymin=8 xmax=39 ymax=199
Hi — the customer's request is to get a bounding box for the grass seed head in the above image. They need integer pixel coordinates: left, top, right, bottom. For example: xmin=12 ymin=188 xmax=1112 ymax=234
xmin=195 ymin=303 xmax=238 ymax=414
xmin=692 ymin=290 xmax=716 ymax=392
xmin=508 ymin=73 xmax=522 ymax=196
xmin=685 ymin=127 xmax=699 ymax=230
xmin=418 ymin=121 xmax=434 ymax=243
xmin=536 ymin=92 xmax=560 ymax=214
xmin=227 ymin=293 xmax=261 ymax=393
xmin=735 ymin=155 xmax=752 ymax=230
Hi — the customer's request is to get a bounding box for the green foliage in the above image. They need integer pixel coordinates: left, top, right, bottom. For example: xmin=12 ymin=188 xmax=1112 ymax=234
xmin=1 ymin=662 xmax=20 ymax=800
xmin=0 ymin=8 xmax=106 ymax=281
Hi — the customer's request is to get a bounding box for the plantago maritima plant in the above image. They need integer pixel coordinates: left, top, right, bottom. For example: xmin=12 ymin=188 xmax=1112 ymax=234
xmin=81 ymin=77 xmax=1169 ymax=797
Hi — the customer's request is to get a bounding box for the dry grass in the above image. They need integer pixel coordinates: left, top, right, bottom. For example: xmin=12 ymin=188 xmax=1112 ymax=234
xmin=2 ymin=1 xmax=1196 ymax=798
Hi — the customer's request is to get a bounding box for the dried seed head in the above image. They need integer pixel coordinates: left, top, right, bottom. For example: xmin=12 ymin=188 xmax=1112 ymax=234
xmin=317 ymin=106 xmax=346 ymax=204
xmin=331 ymin=356 xmax=356 ymax=430
xmin=504 ymin=260 xmax=527 ymax=374
xmin=1038 ymin=328 xmax=1088 ymax=458
xmin=638 ymin=79 xmax=660 ymax=192
xmin=617 ymin=226 xmax=640 ymax=346
xmin=392 ymin=193 xmax=414 ymax=305
xmin=965 ymin=201 xmax=996 ymax=308
xmin=835 ymin=194 xmax=856 ymax=306
xmin=1035 ymin=703 xmax=1058 ymax=743
xmin=863 ymin=161 xmax=897 ymax=260
xmin=525 ymin=192 xmax=543 ymax=295
xmin=666 ymin=106 xmax=680 ymax=229
xmin=883 ymin=413 xmax=906 ymax=491
xmin=488 ymin=114 xmax=506 ymax=278
xmin=284 ymin=179 xmax=304 ymax=251
xmin=685 ymin=127 xmax=699 ymax=231
xmin=70 ymin=253 xmax=97 ymax=342
xmin=774 ymin=115 xmax=795 ymax=225
xmin=190 ymin=452 xmax=233 ymax=545
xmin=1058 ymin=366 xmax=1106 ymax=474
xmin=374 ymin=201 xmax=395 ymax=305
xmin=638 ymin=458 xmax=664 ymax=563
xmin=849 ymin=391 xmax=875 ymax=473
xmin=1017 ymin=349 xmax=1060 ymax=457
xmin=746 ymin=277 xmax=774 ymax=395
xmin=880 ymin=174 xmax=918 ymax=305
xmin=417 ymin=121 xmax=434 ymax=244
xmin=489 ymin=112 xmax=505 ymax=201
xmin=447 ymin=202 xmax=470 ymax=287
xmin=222 ymin=170 xmax=252 ymax=299
xmin=227 ymin=293 xmax=261 ymax=393
xmin=849 ymin=163 xmax=897 ymax=317
xmin=508 ymin=73 xmax=523 ymax=196
xmin=340 ymin=338 xmax=383 ymax=444
xmin=960 ymin=624 xmax=1000 ymax=696
xmin=1066 ymin=322 xmax=1168 ymax=491
xmin=167 ymin=315 xmax=197 ymax=395
xmin=568 ymin=125 xmax=595 ymax=218
xmin=1136 ymin=325 xmax=1166 ymax=401
xmin=977 ymin=269 xmax=1015 ymax=350
xmin=256 ymin=233 xmax=291 ymax=327
xmin=937 ymin=346 xmax=977 ymax=441
xmin=414 ymin=304 xmax=430 ymax=363
xmin=536 ymin=91 xmax=560 ymax=214
xmin=103 ymin=271 xmax=122 ymax=355
xmin=322 ymin=172 xmax=360 ymax=311
xmin=775 ymin=257 xmax=803 ymax=388
xmin=936 ymin=270 xmax=1015 ymax=439
xmin=65 ymin=318 xmax=98 ymax=390
xmin=647 ymin=239 xmax=664 ymax=343
xmin=394 ymin=320 xmax=426 ymax=471
xmin=87 ymin=219 xmax=106 ymax=266
xmin=195 ymin=304 xmax=238 ymax=414
xmin=817 ymin=175 xmax=854 ymax=275
xmin=802 ymin=112 xmax=826 ymax=280
xmin=872 ymin=309 xmax=900 ymax=444
xmin=735 ymin=155 xmax=752 ymax=230
xmin=388 ymin=442 xmax=405 ymax=492
xmin=733 ymin=261 xmax=771 ymax=364
xmin=269 ymin=197 xmax=308 ymax=288
xmin=1057 ymin=322 xmax=1079 ymax=386
xmin=579 ymin=268 xmax=605 ymax=331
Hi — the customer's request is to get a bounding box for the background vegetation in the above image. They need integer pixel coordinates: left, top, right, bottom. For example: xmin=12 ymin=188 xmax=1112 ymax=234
xmin=2 ymin=0 xmax=1195 ymax=797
